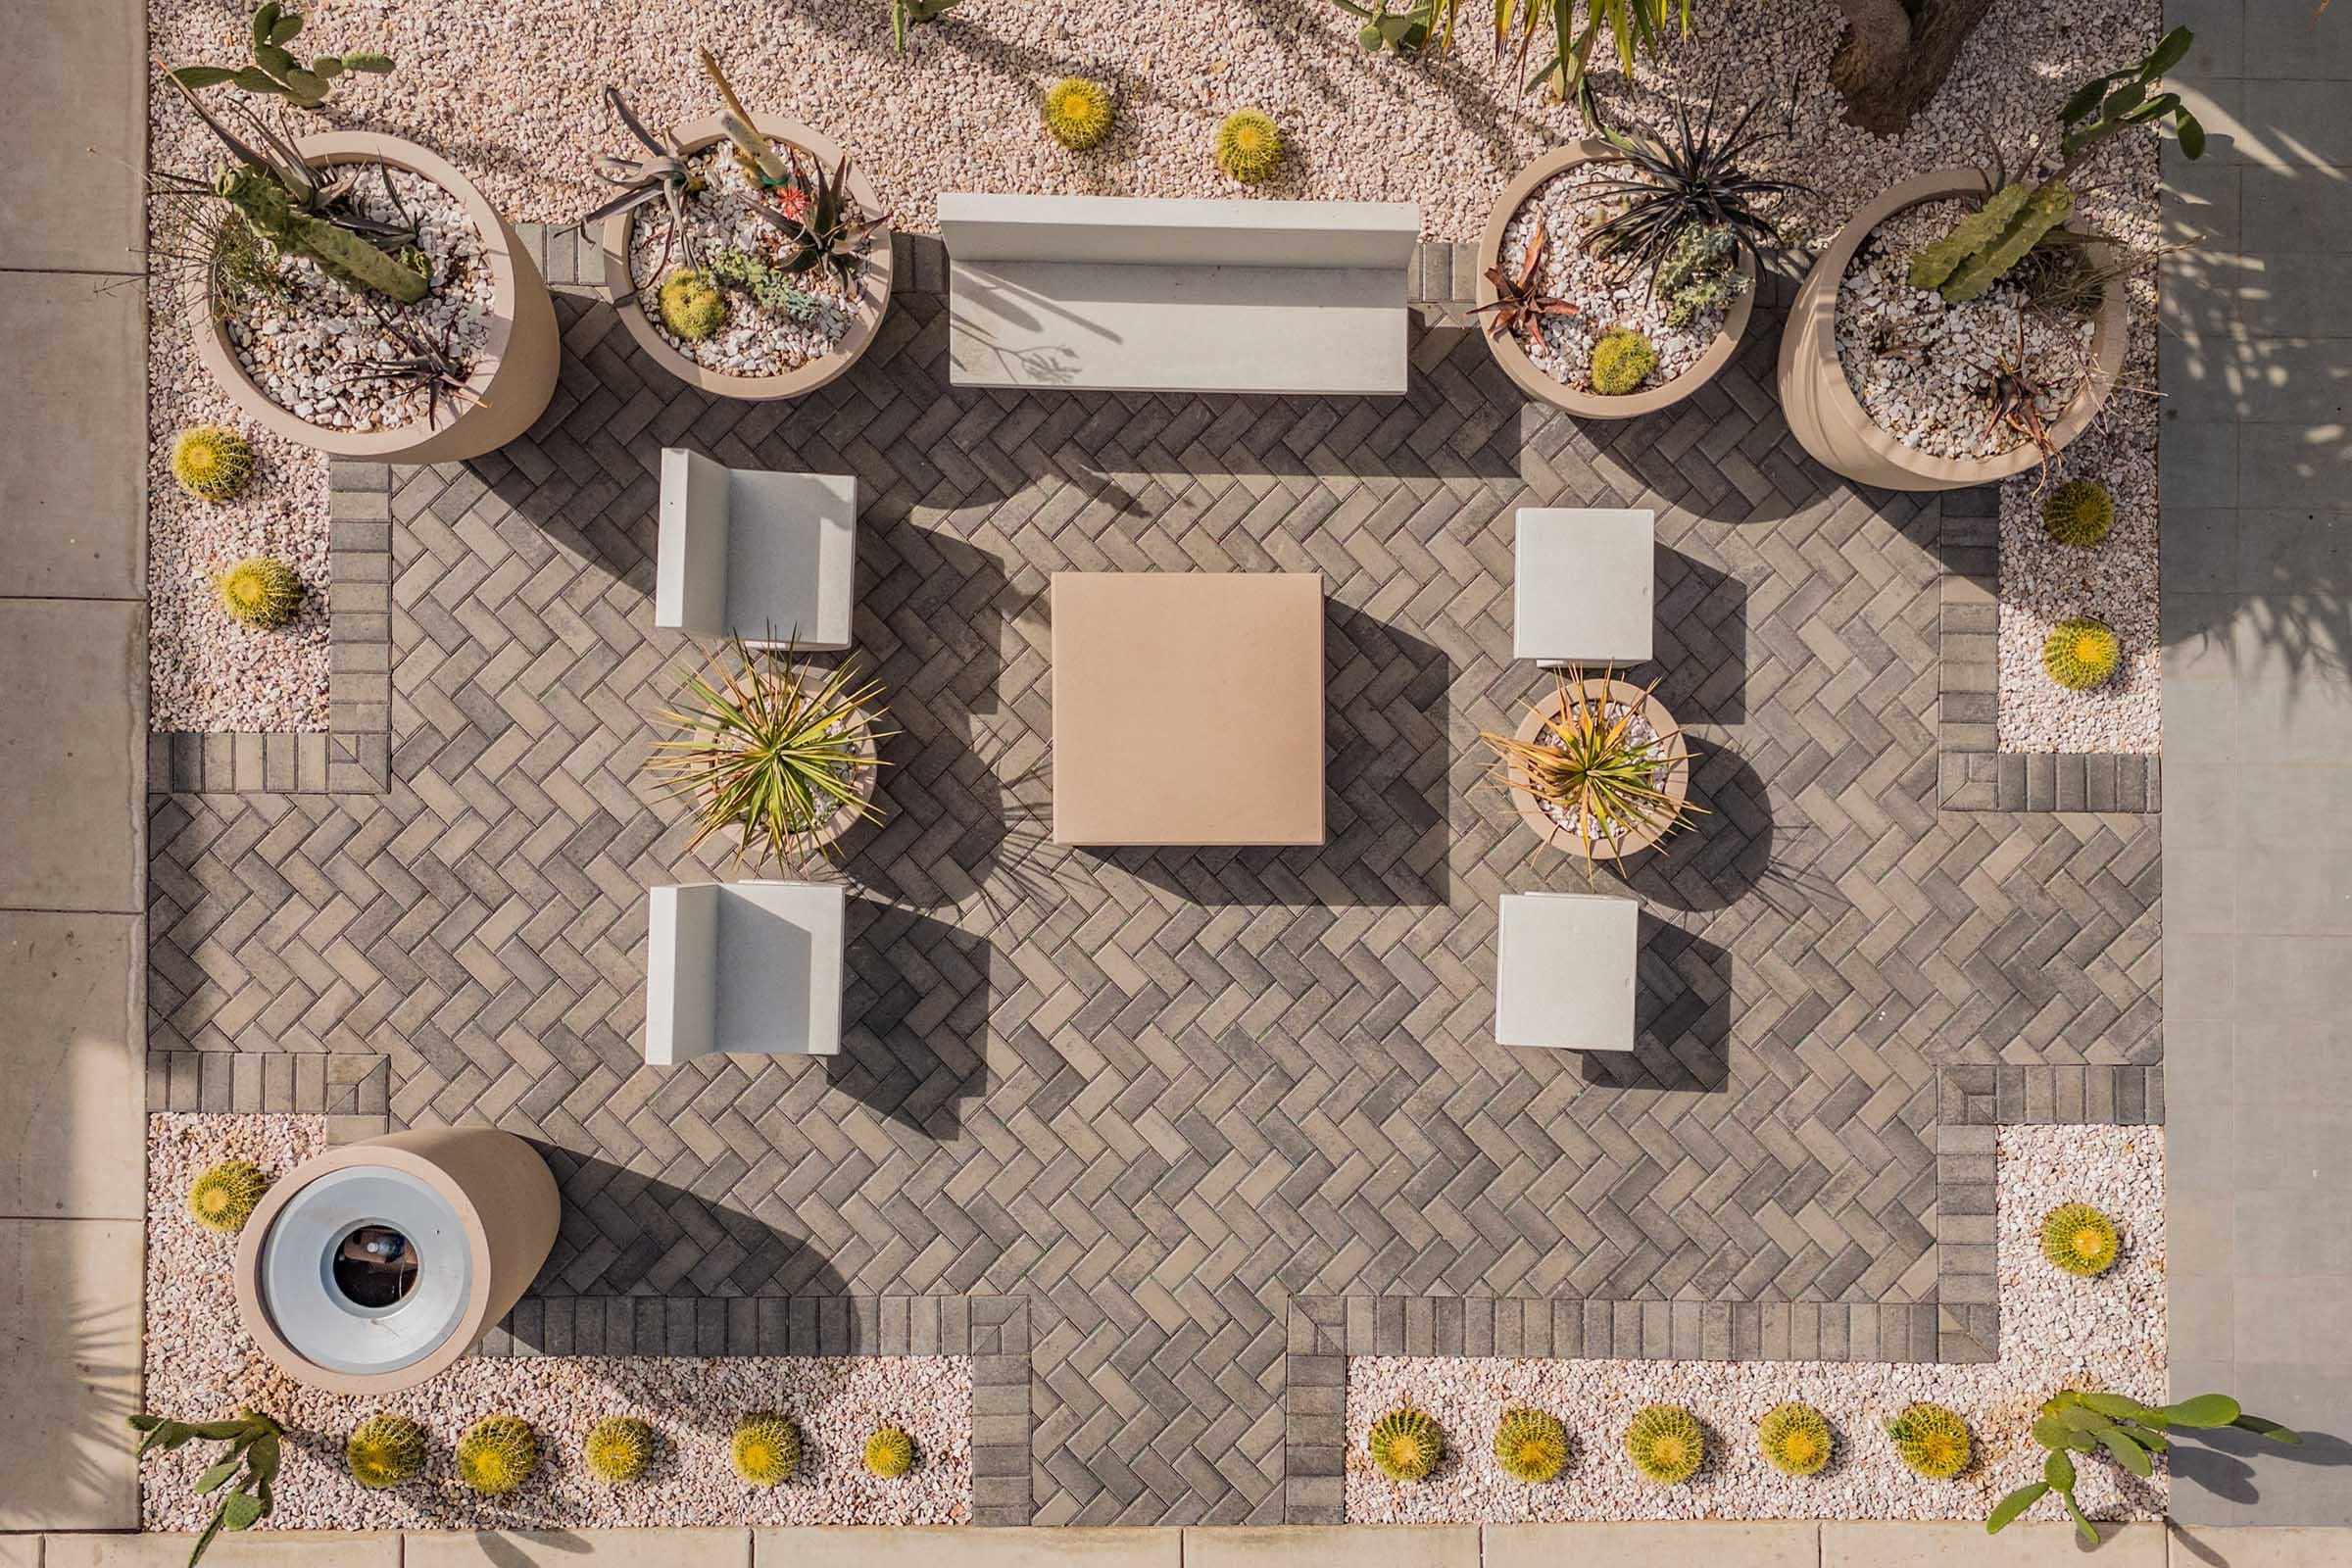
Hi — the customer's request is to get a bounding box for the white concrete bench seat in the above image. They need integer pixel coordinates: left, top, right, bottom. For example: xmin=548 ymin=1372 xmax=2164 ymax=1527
xmin=938 ymin=193 xmax=1420 ymax=396
xmin=644 ymin=881 xmax=846 ymax=1064
xmin=656 ymin=447 xmax=857 ymax=650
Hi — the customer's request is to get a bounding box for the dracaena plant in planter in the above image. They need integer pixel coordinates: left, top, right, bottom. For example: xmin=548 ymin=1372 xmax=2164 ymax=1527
xmin=593 ymin=51 xmax=896 ymax=401
xmin=1474 ymin=80 xmax=1804 ymax=418
xmin=1479 ymin=666 xmax=1703 ymax=876
xmin=1779 ymin=29 xmax=2200 ymax=492
xmin=1990 ymin=1390 xmax=2299 ymax=1546
xmin=157 ymin=4 xmax=558 ymax=463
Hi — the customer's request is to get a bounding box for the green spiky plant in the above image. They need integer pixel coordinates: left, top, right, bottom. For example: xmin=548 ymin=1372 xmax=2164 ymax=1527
xmin=2042 ymin=616 xmax=2121 ymax=691
xmin=1590 ymin=327 xmax=1661 ymax=395
xmin=1044 ymin=77 xmax=1115 ymax=150
xmin=345 ymin=1413 xmax=425 ymax=1490
xmin=1757 ymin=1401 xmax=1833 ymax=1476
xmin=187 ymin=1158 xmax=269 ymax=1231
xmin=172 ymin=425 xmax=257 ymax=503
xmin=216 ymin=167 xmax=427 ymax=305
xmin=2043 ymin=479 xmax=2116 ymax=547
xmin=1583 ymin=79 xmax=1808 ymax=285
xmin=2039 ymin=1202 xmax=2122 ymax=1277
xmin=216 ymin=557 xmax=303 ymax=630
xmin=169 ymin=2 xmax=394 ymax=110
xmin=127 ymin=1409 xmax=283 ymax=1568
xmin=864 ymin=1425 xmax=916 ymax=1478
xmin=1992 ymin=1391 xmax=2300 ymax=1546
xmin=585 ymin=1415 xmax=654 ymax=1484
xmin=1656 ymin=221 xmax=1749 ymax=328
xmin=1480 ymin=665 xmax=1706 ymax=882
xmin=891 ymin=0 xmax=964 ymax=50
xmin=1495 ymin=0 xmax=1712 ymax=122
xmin=1624 ymin=1404 xmax=1704 ymax=1484
xmin=753 ymin=150 xmax=892 ymax=292
xmin=731 ymin=1414 xmax=803 ymax=1486
xmin=456 ymin=1414 xmax=540 ymax=1495
xmin=1886 ymin=1401 xmax=1972 ymax=1479
xmin=657 ymin=268 xmax=728 ymax=341
xmin=1367 ymin=1407 xmax=1445 ymax=1481
xmin=1215 ymin=111 xmax=1284 ymax=183
xmin=1494 ymin=1407 xmax=1569 ymax=1482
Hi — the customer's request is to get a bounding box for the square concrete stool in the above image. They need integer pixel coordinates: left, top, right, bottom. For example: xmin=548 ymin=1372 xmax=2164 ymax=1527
xmin=1494 ymin=892 xmax=1638 ymax=1052
xmin=645 ymin=881 xmax=846 ymax=1064
xmin=656 ymin=447 xmax=858 ymax=650
xmin=1514 ymin=507 xmax=1654 ymax=664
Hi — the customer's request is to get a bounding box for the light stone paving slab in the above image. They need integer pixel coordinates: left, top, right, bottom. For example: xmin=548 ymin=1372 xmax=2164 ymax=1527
xmin=1185 ymin=1526 xmax=1479 ymax=1568
xmin=0 ymin=1220 xmax=142 ymax=1530
xmin=0 ymin=272 xmax=144 ymax=600
xmin=1486 ymin=1521 xmax=1818 ymax=1568
xmin=2168 ymin=1527 xmax=2352 ymax=1568
xmin=0 ymin=0 xmax=142 ymax=272
xmin=41 ymin=1536 xmax=397 ymax=1568
xmin=408 ymin=1530 xmax=750 ymax=1568
xmin=0 ymin=912 xmax=143 ymax=1219
xmin=0 ymin=599 xmax=143 ymax=913
xmin=755 ymin=1527 xmax=1177 ymax=1566
xmin=1821 ymin=1521 xmax=2165 ymax=1568
xmin=0 ymin=1537 xmax=39 ymax=1568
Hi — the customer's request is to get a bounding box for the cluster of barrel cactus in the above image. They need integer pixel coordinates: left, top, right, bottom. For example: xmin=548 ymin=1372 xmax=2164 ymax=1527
xmin=1045 ymin=78 xmax=1115 ymax=151
xmin=169 ymin=2 xmax=394 ymax=111
xmin=1214 ymin=111 xmax=1284 ymax=184
xmin=186 ymin=1158 xmax=269 ymax=1233
xmin=345 ymin=1413 xmax=427 ymax=1490
xmin=1757 ymin=1400 xmax=1833 ymax=1476
xmin=2040 ymin=1201 xmax=2122 ymax=1277
xmin=1366 ymin=1406 xmax=1444 ymax=1481
xmin=171 ymin=425 xmax=256 ymax=503
xmin=1590 ymin=327 xmax=1661 ymax=396
xmin=1624 ymin=1403 xmax=1704 ymax=1484
xmin=2042 ymin=615 xmax=2121 ymax=690
xmin=730 ymin=1414 xmax=804 ymax=1486
xmin=1886 ymin=1400 xmax=1972 ymax=1479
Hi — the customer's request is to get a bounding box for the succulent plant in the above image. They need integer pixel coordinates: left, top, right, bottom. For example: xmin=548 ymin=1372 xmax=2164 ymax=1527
xmin=863 ymin=1425 xmax=916 ymax=1478
xmin=168 ymin=2 xmax=394 ymax=111
xmin=1995 ymin=1388 xmax=2298 ymax=1547
xmin=456 ymin=1414 xmax=540 ymax=1495
xmin=1590 ymin=327 xmax=1661 ymax=396
xmin=186 ymin=1158 xmax=269 ymax=1232
xmin=1493 ymin=1407 xmax=1568 ymax=1483
xmin=171 ymin=425 xmax=257 ymax=503
xmin=128 ymin=1408 xmax=283 ymax=1565
xmin=1656 ymin=221 xmax=1750 ymax=329
xmin=1215 ymin=111 xmax=1284 ymax=184
xmin=1624 ymin=1403 xmax=1704 ymax=1484
xmin=706 ymin=248 xmax=819 ymax=321
xmin=752 ymin=151 xmax=891 ymax=293
xmin=1044 ymin=77 xmax=1115 ymax=151
xmin=2043 ymin=479 xmax=2116 ymax=547
xmin=658 ymin=269 xmax=729 ymax=342
xmin=215 ymin=166 xmax=428 ymax=305
xmin=1469 ymin=214 xmax=1578 ymax=343
xmin=1885 ymin=1401 xmax=1971 ymax=1479
xmin=585 ymin=1415 xmax=654 ymax=1484
xmin=1757 ymin=1401 xmax=1833 ymax=1476
xmin=2042 ymin=615 xmax=2121 ymax=691
xmin=345 ymin=1413 xmax=426 ymax=1489
xmin=216 ymin=557 xmax=304 ymax=631
xmin=731 ymin=1414 xmax=803 ymax=1486
xmin=1908 ymin=179 xmax=2076 ymax=304
xmin=891 ymin=0 xmax=964 ymax=51
xmin=1367 ymin=1406 xmax=1444 ymax=1481
xmin=2039 ymin=1202 xmax=2122 ymax=1277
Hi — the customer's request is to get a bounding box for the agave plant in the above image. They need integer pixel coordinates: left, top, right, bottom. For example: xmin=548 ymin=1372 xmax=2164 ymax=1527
xmin=583 ymin=88 xmax=708 ymax=270
xmin=753 ymin=151 xmax=892 ymax=292
xmin=1479 ymin=666 xmax=1703 ymax=876
xmin=1582 ymin=78 xmax=1809 ymax=287
xmin=127 ymin=1408 xmax=283 ymax=1567
xmin=1468 ymin=213 xmax=1580 ymax=342
xmin=645 ymin=637 xmax=895 ymax=869
xmin=1991 ymin=1390 xmax=2299 ymax=1546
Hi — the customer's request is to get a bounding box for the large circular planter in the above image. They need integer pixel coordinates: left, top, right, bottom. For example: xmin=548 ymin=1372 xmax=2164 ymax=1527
xmin=233 ymin=1127 xmax=558 ymax=1395
xmin=1778 ymin=168 xmax=2130 ymax=492
xmin=1476 ymin=140 xmax=1758 ymax=419
xmin=1505 ymin=677 xmax=1693 ymax=863
xmin=598 ymin=115 xmax=894 ymax=401
xmin=189 ymin=132 xmax=560 ymax=465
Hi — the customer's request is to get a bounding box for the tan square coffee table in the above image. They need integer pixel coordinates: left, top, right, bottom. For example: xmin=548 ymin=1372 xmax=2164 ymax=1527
xmin=1052 ymin=572 xmax=1326 ymax=846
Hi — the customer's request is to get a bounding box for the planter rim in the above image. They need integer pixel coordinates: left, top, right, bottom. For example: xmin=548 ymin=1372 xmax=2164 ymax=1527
xmin=1776 ymin=166 xmax=2130 ymax=490
xmin=188 ymin=131 xmax=528 ymax=458
xmin=599 ymin=113 xmax=895 ymax=401
xmin=1475 ymin=139 xmax=1758 ymax=419
xmin=1504 ymin=675 xmax=1693 ymax=862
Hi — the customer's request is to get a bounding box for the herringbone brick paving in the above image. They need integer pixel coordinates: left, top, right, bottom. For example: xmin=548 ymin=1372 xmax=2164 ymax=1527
xmin=146 ymin=290 xmax=2161 ymax=1525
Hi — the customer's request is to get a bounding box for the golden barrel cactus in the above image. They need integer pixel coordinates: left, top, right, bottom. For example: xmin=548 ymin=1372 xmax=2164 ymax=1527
xmin=456 ymin=1414 xmax=540 ymax=1495
xmin=1886 ymin=1401 xmax=1971 ymax=1479
xmin=1214 ymin=111 xmax=1283 ymax=183
xmin=186 ymin=1158 xmax=269 ymax=1233
xmin=585 ymin=1415 xmax=654 ymax=1484
xmin=1757 ymin=1400 xmax=1833 ymax=1476
xmin=863 ymin=1425 xmax=915 ymax=1478
xmin=2039 ymin=1202 xmax=2121 ymax=1277
xmin=1624 ymin=1403 xmax=1704 ymax=1484
xmin=1493 ymin=1406 xmax=1568 ymax=1483
xmin=1044 ymin=78 xmax=1113 ymax=150
xmin=345 ymin=1412 xmax=426 ymax=1490
xmin=172 ymin=425 xmax=257 ymax=503
xmin=1367 ymin=1406 xmax=1444 ymax=1481
xmin=731 ymin=1413 xmax=803 ymax=1486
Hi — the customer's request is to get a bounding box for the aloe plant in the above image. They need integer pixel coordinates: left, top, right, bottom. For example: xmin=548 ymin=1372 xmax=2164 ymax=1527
xmin=127 ymin=1409 xmax=283 ymax=1567
xmin=1990 ymin=1390 xmax=2299 ymax=1546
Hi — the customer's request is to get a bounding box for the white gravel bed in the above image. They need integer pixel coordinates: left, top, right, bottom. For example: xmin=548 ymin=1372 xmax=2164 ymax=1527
xmin=1498 ymin=163 xmax=1730 ymax=395
xmin=626 ymin=147 xmax=858 ymax=375
xmin=1348 ymin=1124 xmax=2165 ymax=1524
xmin=143 ymin=1114 xmax=972 ymax=1530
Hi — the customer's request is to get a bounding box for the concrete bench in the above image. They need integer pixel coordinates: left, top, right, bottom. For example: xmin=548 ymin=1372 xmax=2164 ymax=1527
xmin=938 ymin=193 xmax=1419 ymax=396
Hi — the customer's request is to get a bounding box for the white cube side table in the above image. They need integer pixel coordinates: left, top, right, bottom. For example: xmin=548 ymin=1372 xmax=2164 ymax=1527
xmin=1494 ymin=892 xmax=1639 ymax=1052
xmin=1513 ymin=507 xmax=1654 ymax=664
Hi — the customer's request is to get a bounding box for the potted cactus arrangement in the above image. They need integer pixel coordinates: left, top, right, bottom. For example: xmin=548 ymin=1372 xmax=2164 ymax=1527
xmin=159 ymin=3 xmax=557 ymax=463
xmin=592 ymin=52 xmax=895 ymax=400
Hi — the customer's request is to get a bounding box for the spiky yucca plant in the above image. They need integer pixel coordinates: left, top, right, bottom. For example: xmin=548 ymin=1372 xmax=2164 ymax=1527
xmin=172 ymin=425 xmax=257 ymax=503
xmin=456 ymin=1414 xmax=539 ymax=1495
xmin=585 ymin=1415 xmax=654 ymax=1484
xmin=864 ymin=1425 xmax=915 ymax=1478
xmin=187 ymin=1158 xmax=269 ymax=1233
xmin=1215 ymin=111 xmax=1283 ymax=183
xmin=2042 ymin=616 xmax=2120 ymax=691
xmin=1584 ymin=81 xmax=1808 ymax=284
xmin=2039 ymin=1202 xmax=2121 ymax=1278
xmin=1480 ymin=665 xmax=1704 ymax=880
xmin=1757 ymin=1401 xmax=1833 ymax=1476
xmin=1367 ymin=1407 xmax=1444 ymax=1481
xmin=731 ymin=1414 xmax=803 ymax=1486
xmin=216 ymin=557 xmax=303 ymax=630
xmin=1625 ymin=1403 xmax=1703 ymax=1484
xmin=2043 ymin=479 xmax=2115 ymax=547
xmin=1886 ymin=1401 xmax=1971 ymax=1479
xmin=345 ymin=1412 xmax=425 ymax=1489
xmin=1044 ymin=77 xmax=1113 ymax=150
xmin=1589 ymin=327 xmax=1660 ymax=395
xmin=1494 ymin=1406 xmax=1569 ymax=1482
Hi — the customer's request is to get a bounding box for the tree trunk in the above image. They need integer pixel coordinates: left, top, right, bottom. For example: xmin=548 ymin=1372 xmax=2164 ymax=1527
xmin=1829 ymin=0 xmax=1999 ymax=135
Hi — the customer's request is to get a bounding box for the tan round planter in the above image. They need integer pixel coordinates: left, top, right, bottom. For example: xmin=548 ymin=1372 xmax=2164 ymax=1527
xmin=233 ymin=1126 xmax=558 ymax=1395
xmin=189 ymin=132 xmax=560 ymax=465
xmin=1777 ymin=168 xmax=2130 ymax=492
xmin=599 ymin=115 xmax=894 ymax=401
xmin=1476 ymin=140 xmax=1758 ymax=419
xmin=1505 ymin=677 xmax=1693 ymax=863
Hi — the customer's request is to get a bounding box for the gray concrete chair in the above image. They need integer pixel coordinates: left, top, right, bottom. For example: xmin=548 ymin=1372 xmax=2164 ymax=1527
xmin=644 ymin=881 xmax=846 ymax=1064
xmin=1494 ymin=892 xmax=1638 ymax=1053
xmin=655 ymin=447 xmax=857 ymax=650
xmin=1513 ymin=507 xmax=1654 ymax=665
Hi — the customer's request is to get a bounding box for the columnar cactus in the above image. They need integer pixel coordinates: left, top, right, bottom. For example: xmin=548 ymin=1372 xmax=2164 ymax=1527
xmin=585 ymin=1415 xmax=654 ymax=1484
xmin=730 ymin=1414 xmax=803 ymax=1486
xmin=1624 ymin=1403 xmax=1704 ymax=1484
xmin=2043 ymin=479 xmax=2116 ymax=547
xmin=1044 ymin=78 xmax=1114 ymax=150
xmin=1214 ymin=111 xmax=1284 ymax=184
xmin=216 ymin=557 xmax=304 ymax=630
xmin=1757 ymin=1400 xmax=1833 ymax=1476
xmin=169 ymin=3 xmax=394 ymax=110
xmin=2039 ymin=1202 xmax=2122 ymax=1277
xmin=2042 ymin=616 xmax=2121 ymax=690
xmin=456 ymin=1414 xmax=540 ymax=1494
xmin=216 ymin=168 xmax=427 ymax=305
xmin=187 ymin=1158 xmax=269 ymax=1232
xmin=171 ymin=425 xmax=257 ymax=503
xmin=1493 ymin=1406 xmax=1569 ymax=1483
xmin=345 ymin=1413 xmax=426 ymax=1489
xmin=1367 ymin=1406 xmax=1444 ymax=1481
xmin=1886 ymin=1401 xmax=1972 ymax=1479
xmin=863 ymin=1425 xmax=915 ymax=1478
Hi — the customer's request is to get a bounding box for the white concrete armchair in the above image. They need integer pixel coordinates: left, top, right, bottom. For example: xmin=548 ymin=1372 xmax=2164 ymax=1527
xmin=1494 ymin=892 xmax=1638 ymax=1053
xmin=656 ymin=447 xmax=858 ymax=649
xmin=645 ymin=881 xmax=846 ymax=1064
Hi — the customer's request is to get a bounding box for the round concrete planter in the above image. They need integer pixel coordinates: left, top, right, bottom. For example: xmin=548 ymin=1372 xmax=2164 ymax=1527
xmin=233 ymin=1127 xmax=558 ymax=1395
xmin=599 ymin=115 xmax=894 ymax=401
xmin=188 ymin=132 xmax=560 ymax=465
xmin=1505 ymin=676 xmax=1693 ymax=863
xmin=1475 ymin=140 xmax=1758 ymax=419
xmin=1776 ymin=168 xmax=2130 ymax=492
